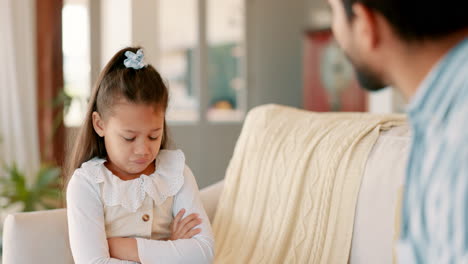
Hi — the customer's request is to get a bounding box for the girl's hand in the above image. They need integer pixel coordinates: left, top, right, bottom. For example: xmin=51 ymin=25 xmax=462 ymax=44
xmin=169 ymin=209 xmax=202 ymax=240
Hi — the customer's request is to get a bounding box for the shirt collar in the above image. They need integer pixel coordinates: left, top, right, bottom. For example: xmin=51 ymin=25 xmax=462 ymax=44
xmin=408 ymin=37 xmax=468 ymax=119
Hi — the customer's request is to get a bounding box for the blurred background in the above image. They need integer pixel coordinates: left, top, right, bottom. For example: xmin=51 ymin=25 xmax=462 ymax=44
xmin=0 ymin=0 xmax=406 ymax=249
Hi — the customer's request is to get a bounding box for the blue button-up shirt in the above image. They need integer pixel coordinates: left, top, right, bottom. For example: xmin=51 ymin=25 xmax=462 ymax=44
xmin=397 ymin=38 xmax=468 ymax=263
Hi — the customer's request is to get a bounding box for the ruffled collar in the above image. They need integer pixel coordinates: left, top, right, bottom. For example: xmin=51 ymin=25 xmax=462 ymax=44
xmin=81 ymin=149 xmax=185 ymax=212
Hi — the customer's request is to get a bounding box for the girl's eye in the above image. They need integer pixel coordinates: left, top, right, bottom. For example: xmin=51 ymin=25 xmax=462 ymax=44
xmin=123 ymin=137 xmax=135 ymax=142
xmin=149 ymin=136 xmax=158 ymax=141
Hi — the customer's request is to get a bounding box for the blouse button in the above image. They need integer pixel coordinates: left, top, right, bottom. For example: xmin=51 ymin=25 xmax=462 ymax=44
xmin=142 ymin=214 xmax=150 ymax=222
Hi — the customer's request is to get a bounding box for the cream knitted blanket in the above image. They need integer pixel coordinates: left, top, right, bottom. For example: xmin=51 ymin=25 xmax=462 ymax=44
xmin=212 ymin=105 xmax=406 ymax=264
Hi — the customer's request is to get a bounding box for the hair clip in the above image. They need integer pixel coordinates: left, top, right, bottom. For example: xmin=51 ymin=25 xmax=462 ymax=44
xmin=123 ymin=49 xmax=146 ymax=69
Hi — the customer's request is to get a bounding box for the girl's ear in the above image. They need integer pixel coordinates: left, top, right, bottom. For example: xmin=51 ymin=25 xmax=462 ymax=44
xmin=92 ymin=111 xmax=105 ymax=137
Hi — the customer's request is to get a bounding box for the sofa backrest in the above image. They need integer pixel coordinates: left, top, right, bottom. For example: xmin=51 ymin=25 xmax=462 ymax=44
xmin=350 ymin=125 xmax=410 ymax=263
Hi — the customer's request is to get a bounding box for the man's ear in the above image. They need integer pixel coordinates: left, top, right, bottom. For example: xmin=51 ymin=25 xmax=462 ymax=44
xmin=352 ymin=3 xmax=380 ymax=51
xmin=92 ymin=111 xmax=105 ymax=137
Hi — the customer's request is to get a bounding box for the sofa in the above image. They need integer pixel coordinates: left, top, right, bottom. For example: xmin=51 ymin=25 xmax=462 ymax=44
xmin=2 ymin=182 xmax=225 ymax=264
xmin=2 ymin=105 xmax=410 ymax=264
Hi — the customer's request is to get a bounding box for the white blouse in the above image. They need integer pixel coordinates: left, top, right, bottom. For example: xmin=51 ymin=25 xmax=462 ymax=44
xmin=66 ymin=149 xmax=214 ymax=264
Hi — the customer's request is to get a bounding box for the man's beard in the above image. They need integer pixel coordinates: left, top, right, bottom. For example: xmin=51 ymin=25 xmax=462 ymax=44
xmin=346 ymin=54 xmax=388 ymax=92
xmin=355 ymin=67 xmax=387 ymax=92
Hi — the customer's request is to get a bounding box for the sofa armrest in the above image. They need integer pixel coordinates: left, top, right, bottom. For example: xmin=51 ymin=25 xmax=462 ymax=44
xmin=200 ymin=180 xmax=225 ymax=223
xmin=2 ymin=208 xmax=73 ymax=264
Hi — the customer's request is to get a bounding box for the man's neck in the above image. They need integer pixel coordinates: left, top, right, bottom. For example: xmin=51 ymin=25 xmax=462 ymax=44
xmin=389 ymin=29 xmax=468 ymax=100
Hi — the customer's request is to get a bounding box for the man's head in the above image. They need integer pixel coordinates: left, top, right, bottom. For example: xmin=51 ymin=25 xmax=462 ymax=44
xmin=328 ymin=0 xmax=468 ymax=91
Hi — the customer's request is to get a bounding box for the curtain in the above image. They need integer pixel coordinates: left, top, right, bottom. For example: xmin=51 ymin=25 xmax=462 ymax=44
xmin=0 ymin=0 xmax=40 ymax=182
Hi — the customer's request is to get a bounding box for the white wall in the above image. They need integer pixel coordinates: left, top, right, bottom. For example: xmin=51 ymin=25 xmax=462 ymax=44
xmin=100 ymin=0 xmax=132 ymax=68
xmin=306 ymin=0 xmax=331 ymax=29
xmin=246 ymin=0 xmax=307 ymax=109
xmin=367 ymin=88 xmax=407 ymax=114
xmin=368 ymin=88 xmax=395 ymax=114
xmin=131 ymin=0 xmax=159 ymax=64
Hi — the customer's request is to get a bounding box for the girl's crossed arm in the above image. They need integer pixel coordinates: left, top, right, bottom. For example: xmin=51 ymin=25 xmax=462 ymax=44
xmin=133 ymin=166 xmax=215 ymax=264
xmin=107 ymin=209 xmax=203 ymax=261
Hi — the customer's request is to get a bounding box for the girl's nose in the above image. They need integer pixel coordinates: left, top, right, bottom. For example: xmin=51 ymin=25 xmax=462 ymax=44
xmin=134 ymin=141 xmax=151 ymax=156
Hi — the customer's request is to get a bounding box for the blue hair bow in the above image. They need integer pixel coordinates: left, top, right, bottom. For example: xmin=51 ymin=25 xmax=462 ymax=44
xmin=124 ymin=49 xmax=146 ymax=69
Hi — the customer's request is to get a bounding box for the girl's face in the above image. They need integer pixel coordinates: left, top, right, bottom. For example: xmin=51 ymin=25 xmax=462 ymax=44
xmin=92 ymin=99 xmax=165 ymax=179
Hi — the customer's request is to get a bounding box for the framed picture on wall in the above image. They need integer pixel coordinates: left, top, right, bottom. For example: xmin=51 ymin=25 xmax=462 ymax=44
xmin=303 ymin=29 xmax=367 ymax=112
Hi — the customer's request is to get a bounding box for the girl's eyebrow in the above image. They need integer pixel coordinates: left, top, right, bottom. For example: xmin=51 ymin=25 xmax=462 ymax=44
xmin=123 ymin=128 xmax=162 ymax=133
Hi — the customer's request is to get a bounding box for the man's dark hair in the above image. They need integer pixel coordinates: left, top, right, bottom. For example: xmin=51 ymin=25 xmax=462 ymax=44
xmin=342 ymin=0 xmax=468 ymax=41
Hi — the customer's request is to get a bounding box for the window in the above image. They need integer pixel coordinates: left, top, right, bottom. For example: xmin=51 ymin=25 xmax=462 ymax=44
xmin=206 ymin=0 xmax=246 ymax=122
xmin=62 ymin=0 xmax=90 ymax=127
xmin=159 ymin=0 xmax=199 ymax=122
xmin=160 ymin=0 xmax=246 ymax=123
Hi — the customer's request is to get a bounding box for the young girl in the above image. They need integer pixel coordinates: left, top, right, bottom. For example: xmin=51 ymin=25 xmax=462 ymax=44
xmin=65 ymin=47 xmax=214 ymax=263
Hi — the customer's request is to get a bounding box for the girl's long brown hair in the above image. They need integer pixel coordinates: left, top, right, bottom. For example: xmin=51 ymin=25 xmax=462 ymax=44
xmin=63 ymin=47 xmax=170 ymax=192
